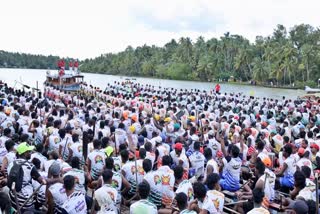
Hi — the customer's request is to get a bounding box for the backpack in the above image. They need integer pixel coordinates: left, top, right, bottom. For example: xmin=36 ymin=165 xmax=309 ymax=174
xmin=7 ymin=160 xmax=27 ymax=192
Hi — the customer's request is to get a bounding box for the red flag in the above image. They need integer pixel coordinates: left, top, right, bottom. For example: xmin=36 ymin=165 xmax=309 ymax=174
xmin=59 ymin=69 xmax=65 ymax=76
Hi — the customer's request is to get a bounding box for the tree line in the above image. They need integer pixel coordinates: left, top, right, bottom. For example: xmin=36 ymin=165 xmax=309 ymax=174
xmin=1 ymin=24 xmax=320 ymax=87
xmin=81 ymin=24 xmax=320 ymax=88
xmin=0 ymin=51 xmax=76 ymax=70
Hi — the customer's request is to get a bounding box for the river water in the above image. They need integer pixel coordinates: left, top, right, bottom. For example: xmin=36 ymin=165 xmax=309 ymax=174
xmin=0 ymin=68 xmax=305 ymax=99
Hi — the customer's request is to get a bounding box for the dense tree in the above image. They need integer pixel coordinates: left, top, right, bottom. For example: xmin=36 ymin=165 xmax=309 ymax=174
xmin=2 ymin=24 xmax=320 ymax=88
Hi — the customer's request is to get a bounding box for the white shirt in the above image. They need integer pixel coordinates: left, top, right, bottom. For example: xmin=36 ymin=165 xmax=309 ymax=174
xmin=62 ymin=191 xmax=87 ymax=214
xmin=130 ymin=199 xmax=157 ymax=214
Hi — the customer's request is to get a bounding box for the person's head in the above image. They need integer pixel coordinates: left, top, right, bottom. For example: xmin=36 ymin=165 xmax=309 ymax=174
xmin=294 ymin=170 xmax=306 ymax=189
xmin=204 ymin=147 xmax=212 ymax=160
xmin=301 ymin=139 xmax=308 ymax=149
xmin=5 ymin=139 xmax=15 ymax=152
xmin=283 ymin=144 xmax=293 ymax=158
xmin=120 ymin=150 xmax=129 ymax=163
xmin=31 ymin=157 xmax=41 ymax=170
xmin=71 ymin=157 xmax=80 ymax=169
xmin=256 ymin=139 xmax=265 ymax=151
xmin=252 ymin=188 xmax=265 ymax=205
xmin=105 ymin=157 xmax=114 ymax=170
xmin=49 ymin=161 xmax=61 ymax=178
xmin=255 ymin=158 xmax=266 ymax=177
xmin=194 ymin=141 xmax=200 ymax=151
xmin=3 ymin=128 xmax=11 ymax=137
xmin=63 ymin=175 xmax=75 ymax=192
xmin=102 ymin=169 xmax=113 ymax=184
xmin=144 ymin=141 xmax=152 ymax=152
xmin=175 ymin=192 xmax=188 ymax=211
xmin=287 ymin=199 xmax=309 ymax=214
xmin=139 ymin=148 xmax=146 ymax=159
xmin=137 ymin=181 xmax=150 ymax=199
xmin=231 ymin=144 xmax=240 ymax=158
xmin=142 ymin=159 xmax=152 ymax=173
xmin=174 ymin=143 xmax=183 ymax=156
xmin=58 ymin=128 xmax=66 ymax=139
xmin=72 ymin=133 xmax=79 ymax=142
xmin=206 ymin=173 xmax=221 ymax=191
xmin=301 ymin=166 xmax=311 ymax=179
xmin=162 ymin=155 xmax=171 ymax=166
xmin=16 ymin=142 xmax=34 ymax=160
xmin=49 ymin=151 xmax=59 ymax=160
xmin=311 ymin=144 xmax=320 ymax=154
xmin=193 ymin=182 xmax=207 ymax=201
xmin=174 ymin=165 xmax=184 ymax=181
xmin=93 ymin=139 xmax=101 ymax=149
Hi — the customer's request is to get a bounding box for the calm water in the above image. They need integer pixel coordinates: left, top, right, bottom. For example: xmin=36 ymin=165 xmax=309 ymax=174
xmin=0 ymin=68 xmax=305 ymax=99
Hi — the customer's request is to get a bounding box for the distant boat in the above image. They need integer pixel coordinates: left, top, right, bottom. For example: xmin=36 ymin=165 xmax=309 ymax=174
xmin=305 ymin=86 xmax=320 ymax=94
xmin=44 ymin=60 xmax=84 ymax=91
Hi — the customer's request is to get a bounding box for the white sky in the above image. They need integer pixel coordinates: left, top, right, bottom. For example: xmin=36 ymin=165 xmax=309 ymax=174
xmin=0 ymin=0 xmax=319 ymax=59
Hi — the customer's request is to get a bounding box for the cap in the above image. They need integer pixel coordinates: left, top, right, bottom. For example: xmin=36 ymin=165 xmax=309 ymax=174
xmin=173 ymin=123 xmax=180 ymax=130
xmin=311 ymin=144 xmax=320 ymax=151
xmin=316 ymin=133 xmax=320 ymax=138
xmin=49 ymin=161 xmax=61 ymax=176
xmin=261 ymin=157 xmax=272 ymax=168
xmin=164 ymin=117 xmax=171 ymax=122
xmin=287 ymin=199 xmax=308 ymax=214
xmin=298 ymin=148 xmax=305 ymax=155
xmin=129 ymin=125 xmax=135 ymax=133
xmin=16 ymin=142 xmax=35 ymax=155
xmin=154 ymin=114 xmax=160 ymax=121
xmin=131 ymin=115 xmax=138 ymax=122
xmin=174 ymin=143 xmax=183 ymax=151
xmin=105 ymin=146 xmax=114 ymax=157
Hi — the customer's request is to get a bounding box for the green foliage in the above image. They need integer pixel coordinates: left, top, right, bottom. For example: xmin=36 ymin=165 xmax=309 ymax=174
xmin=2 ymin=24 xmax=320 ymax=87
xmin=0 ymin=50 xmax=77 ymax=70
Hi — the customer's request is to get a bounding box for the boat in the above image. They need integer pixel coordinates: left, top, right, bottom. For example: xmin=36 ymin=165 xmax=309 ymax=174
xmin=44 ymin=60 xmax=84 ymax=91
xmin=305 ymin=86 xmax=320 ymax=94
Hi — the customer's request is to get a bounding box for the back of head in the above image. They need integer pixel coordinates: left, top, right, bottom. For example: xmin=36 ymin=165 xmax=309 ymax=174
xmin=193 ymin=182 xmax=207 ymax=200
xmin=71 ymin=157 xmax=80 ymax=169
xmin=138 ymin=181 xmax=150 ymax=199
xmin=175 ymin=192 xmax=188 ymax=210
xmin=162 ymin=155 xmax=171 ymax=166
xmin=194 ymin=141 xmax=200 ymax=151
xmin=204 ymin=147 xmax=212 ymax=159
xmin=105 ymin=157 xmax=114 ymax=170
xmin=102 ymin=169 xmax=113 ymax=183
xmin=301 ymin=165 xmax=311 ymax=179
xmin=174 ymin=165 xmax=184 ymax=180
xmin=64 ymin=175 xmax=75 ymax=191
xmin=139 ymin=148 xmax=146 ymax=159
xmin=142 ymin=159 xmax=152 ymax=173
xmin=206 ymin=173 xmax=220 ymax=190
xmin=252 ymin=188 xmax=264 ymax=204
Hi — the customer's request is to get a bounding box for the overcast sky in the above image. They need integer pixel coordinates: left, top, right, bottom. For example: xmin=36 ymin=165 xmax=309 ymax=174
xmin=0 ymin=0 xmax=319 ymax=59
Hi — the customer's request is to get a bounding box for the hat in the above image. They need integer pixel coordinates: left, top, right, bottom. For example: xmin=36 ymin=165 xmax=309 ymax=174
xmin=131 ymin=115 xmax=138 ymax=122
xmin=49 ymin=161 xmax=61 ymax=176
xmin=129 ymin=125 xmax=135 ymax=133
xmin=16 ymin=142 xmax=35 ymax=155
xmin=105 ymin=146 xmax=114 ymax=157
xmin=173 ymin=123 xmax=180 ymax=130
xmin=311 ymin=144 xmax=320 ymax=151
xmin=298 ymin=148 xmax=305 ymax=156
xmin=174 ymin=143 xmax=183 ymax=151
xmin=164 ymin=117 xmax=171 ymax=122
xmin=154 ymin=114 xmax=160 ymax=121
xmin=261 ymin=157 xmax=272 ymax=167
xmin=287 ymin=199 xmax=308 ymax=214
xmin=316 ymin=133 xmax=320 ymax=138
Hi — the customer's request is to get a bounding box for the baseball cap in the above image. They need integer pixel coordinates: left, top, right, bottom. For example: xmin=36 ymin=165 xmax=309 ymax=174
xmin=105 ymin=146 xmax=114 ymax=157
xmin=287 ymin=199 xmax=308 ymax=214
xmin=49 ymin=161 xmax=61 ymax=176
xmin=174 ymin=143 xmax=183 ymax=151
xmin=261 ymin=157 xmax=272 ymax=168
xmin=129 ymin=125 xmax=135 ymax=133
xmin=311 ymin=144 xmax=320 ymax=151
xmin=16 ymin=142 xmax=35 ymax=155
xmin=298 ymin=148 xmax=305 ymax=155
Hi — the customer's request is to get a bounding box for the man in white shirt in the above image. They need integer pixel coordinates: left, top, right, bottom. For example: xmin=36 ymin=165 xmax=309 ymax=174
xmin=130 ymin=181 xmax=157 ymax=214
xmin=94 ymin=169 xmax=118 ymax=213
xmin=61 ymin=175 xmax=87 ymax=214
